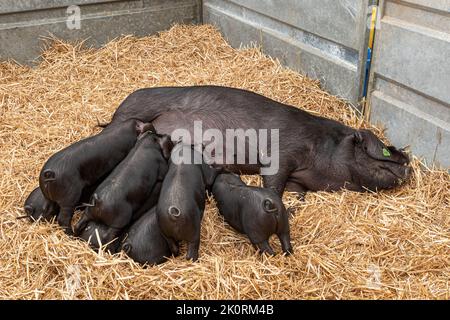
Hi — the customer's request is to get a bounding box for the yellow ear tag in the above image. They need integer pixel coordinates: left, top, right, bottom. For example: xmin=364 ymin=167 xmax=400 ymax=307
xmin=382 ymin=148 xmax=391 ymax=157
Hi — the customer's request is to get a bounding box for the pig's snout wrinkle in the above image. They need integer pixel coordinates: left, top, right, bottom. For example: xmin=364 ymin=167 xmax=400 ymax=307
xmin=263 ymin=199 xmax=278 ymax=214
xmin=168 ymin=206 xmax=181 ymax=217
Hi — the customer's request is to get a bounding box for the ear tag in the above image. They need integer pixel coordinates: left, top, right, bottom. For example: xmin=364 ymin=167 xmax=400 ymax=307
xmin=382 ymin=148 xmax=391 ymax=157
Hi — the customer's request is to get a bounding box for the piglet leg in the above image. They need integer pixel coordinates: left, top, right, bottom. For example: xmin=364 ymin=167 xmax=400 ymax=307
xmin=164 ymin=237 xmax=180 ymax=257
xmin=255 ymin=240 xmax=275 ymax=256
xmin=186 ymin=238 xmax=200 ymax=262
xmin=277 ymin=232 xmax=293 ymax=256
xmin=58 ymin=206 xmax=75 ymax=235
xmin=285 ymin=181 xmax=307 ymax=201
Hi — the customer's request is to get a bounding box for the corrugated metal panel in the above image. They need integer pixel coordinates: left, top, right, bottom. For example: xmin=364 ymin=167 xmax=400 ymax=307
xmin=0 ymin=0 xmax=201 ymax=64
xmin=203 ymin=0 xmax=372 ymax=104
xmin=368 ymin=0 xmax=450 ymax=168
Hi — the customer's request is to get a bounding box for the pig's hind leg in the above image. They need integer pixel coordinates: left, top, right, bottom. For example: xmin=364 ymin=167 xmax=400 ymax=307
xmin=56 ymin=183 xmax=84 ymax=235
xmin=277 ymin=232 xmax=293 ymax=256
xmin=186 ymin=241 xmax=200 ymax=262
xmin=253 ymin=240 xmax=275 ymax=256
xmin=186 ymin=236 xmax=200 ymax=262
xmin=58 ymin=206 xmax=77 ymax=235
xmin=164 ymin=236 xmax=180 ymax=257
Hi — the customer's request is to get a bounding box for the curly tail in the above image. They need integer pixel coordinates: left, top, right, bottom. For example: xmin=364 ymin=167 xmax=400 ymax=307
xmin=168 ymin=206 xmax=181 ymax=219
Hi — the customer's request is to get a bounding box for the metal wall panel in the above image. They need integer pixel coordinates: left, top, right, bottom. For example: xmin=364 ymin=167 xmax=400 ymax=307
xmin=0 ymin=0 xmax=201 ymax=64
xmin=369 ymin=0 xmax=450 ymax=168
xmin=203 ymin=0 xmax=372 ymax=104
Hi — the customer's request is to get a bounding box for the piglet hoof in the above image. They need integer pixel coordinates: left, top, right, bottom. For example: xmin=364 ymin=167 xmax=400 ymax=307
xmin=166 ymin=238 xmax=180 ymax=257
xmin=296 ymin=192 xmax=306 ymax=202
xmin=256 ymin=241 xmax=275 ymax=256
xmin=186 ymin=241 xmax=199 ymax=262
xmin=57 ymin=218 xmax=73 ymax=236
xmin=282 ymin=247 xmax=294 ymax=256
xmin=63 ymin=226 xmax=74 ymax=236
xmin=186 ymin=253 xmax=199 ymax=262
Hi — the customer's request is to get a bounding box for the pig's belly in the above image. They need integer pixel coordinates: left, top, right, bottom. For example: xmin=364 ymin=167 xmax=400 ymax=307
xmin=152 ymin=111 xmax=261 ymax=174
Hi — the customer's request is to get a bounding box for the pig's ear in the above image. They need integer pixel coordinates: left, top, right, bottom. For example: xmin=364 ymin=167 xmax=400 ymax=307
xmin=202 ymin=164 xmax=220 ymax=187
xmin=157 ymin=135 xmax=174 ymax=160
xmin=353 ymin=131 xmax=363 ymax=144
xmin=135 ymin=120 xmax=156 ymax=135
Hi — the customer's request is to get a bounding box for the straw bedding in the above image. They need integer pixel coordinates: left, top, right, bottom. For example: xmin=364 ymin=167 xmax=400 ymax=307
xmin=0 ymin=24 xmax=449 ymax=300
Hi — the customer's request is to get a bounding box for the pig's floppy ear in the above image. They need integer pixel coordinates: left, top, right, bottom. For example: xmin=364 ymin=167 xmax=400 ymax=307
xmin=202 ymin=163 xmax=220 ymax=187
xmin=157 ymin=134 xmax=174 ymax=160
xmin=135 ymin=120 xmax=156 ymax=135
xmin=353 ymin=130 xmax=363 ymax=144
xmin=356 ymin=129 xmax=396 ymax=162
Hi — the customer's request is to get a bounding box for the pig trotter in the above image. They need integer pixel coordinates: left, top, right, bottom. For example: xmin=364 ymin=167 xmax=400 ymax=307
xmin=255 ymin=240 xmax=275 ymax=256
xmin=165 ymin=237 xmax=180 ymax=257
xmin=277 ymin=232 xmax=293 ymax=256
xmin=58 ymin=207 xmax=74 ymax=235
xmin=186 ymin=239 xmax=200 ymax=262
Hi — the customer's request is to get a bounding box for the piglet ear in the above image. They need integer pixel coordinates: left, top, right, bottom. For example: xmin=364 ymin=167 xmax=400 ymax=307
xmin=157 ymin=134 xmax=174 ymax=160
xmin=135 ymin=120 xmax=156 ymax=135
xmin=202 ymin=164 xmax=220 ymax=188
xmin=353 ymin=131 xmax=363 ymax=144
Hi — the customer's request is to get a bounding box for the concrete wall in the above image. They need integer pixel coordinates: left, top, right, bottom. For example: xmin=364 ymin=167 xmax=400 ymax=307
xmin=203 ymin=0 xmax=373 ymax=104
xmin=0 ymin=0 xmax=201 ymax=64
xmin=369 ymin=0 xmax=450 ymax=168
